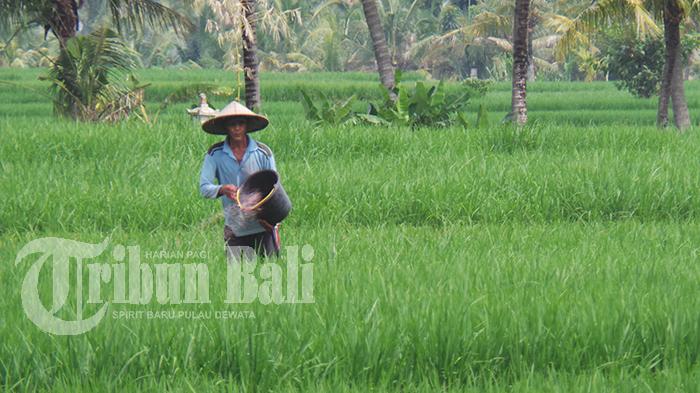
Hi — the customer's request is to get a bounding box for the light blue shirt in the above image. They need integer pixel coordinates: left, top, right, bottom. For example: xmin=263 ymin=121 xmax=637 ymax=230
xmin=199 ymin=136 xmax=276 ymax=236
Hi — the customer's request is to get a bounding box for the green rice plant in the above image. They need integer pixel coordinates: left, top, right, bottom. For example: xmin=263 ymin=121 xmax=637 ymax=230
xmin=5 ymin=223 xmax=700 ymax=390
xmin=3 ymin=69 xmax=700 ymax=391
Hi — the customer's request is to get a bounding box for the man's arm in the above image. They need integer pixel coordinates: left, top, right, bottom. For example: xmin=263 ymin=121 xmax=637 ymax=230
xmin=256 ymin=142 xmax=276 ymax=172
xmin=199 ymin=154 xmax=222 ymax=199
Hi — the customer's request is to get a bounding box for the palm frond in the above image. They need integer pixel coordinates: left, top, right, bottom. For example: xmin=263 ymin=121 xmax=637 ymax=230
xmin=468 ymin=11 xmax=511 ymax=37
xmin=532 ymin=34 xmax=562 ymax=50
xmin=311 ymin=0 xmax=347 ymax=21
xmin=552 ymin=0 xmax=661 ymax=61
xmin=107 ymin=0 xmax=193 ymax=36
xmin=256 ymin=3 xmax=301 ymax=44
xmin=533 ymin=56 xmax=558 ymax=72
xmin=45 ymin=28 xmax=141 ymax=120
xmin=484 ymin=36 xmax=512 ymax=52
xmin=0 ymin=0 xmax=51 ymax=36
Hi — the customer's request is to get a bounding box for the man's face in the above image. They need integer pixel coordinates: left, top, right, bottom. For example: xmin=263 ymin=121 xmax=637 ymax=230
xmin=224 ymin=118 xmax=247 ymax=138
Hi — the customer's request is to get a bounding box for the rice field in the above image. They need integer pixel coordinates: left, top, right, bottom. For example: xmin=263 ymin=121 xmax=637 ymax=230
xmin=2 ymin=68 xmax=700 ymax=392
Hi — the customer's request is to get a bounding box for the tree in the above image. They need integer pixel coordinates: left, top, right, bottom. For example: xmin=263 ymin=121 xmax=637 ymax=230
xmin=0 ymin=0 xmax=190 ymax=47
xmin=242 ymin=0 xmax=261 ymax=110
xmin=555 ymin=0 xmax=699 ymax=130
xmin=600 ymin=28 xmax=697 ymax=98
xmin=0 ymin=0 xmax=190 ymax=120
xmin=44 ymin=28 xmax=142 ymax=121
xmin=511 ymin=0 xmax=530 ymax=125
xmin=202 ymin=0 xmax=300 ymax=109
xmin=309 ymin=0 xmax=433 ymax=75
xmin=360 ymin=0 xmax=395 ymax=93
xmin=658 ymin=0 xmax=691 ymax=128
xmin=414 ymin=0 xmax=588 ymax=80
xmin=375 ymin=0 xmax=432 ymax=71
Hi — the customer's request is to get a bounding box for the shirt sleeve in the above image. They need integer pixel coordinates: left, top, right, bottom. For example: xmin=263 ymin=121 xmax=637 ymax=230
xmin=199 ymin=153 xmax=222 ymax=199
xmin=268 ymin=153 xmax=277 ymax=171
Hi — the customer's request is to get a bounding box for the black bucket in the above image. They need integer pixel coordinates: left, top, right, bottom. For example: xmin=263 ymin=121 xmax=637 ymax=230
xmin=236 ymin=170 xmax=292 ymax=224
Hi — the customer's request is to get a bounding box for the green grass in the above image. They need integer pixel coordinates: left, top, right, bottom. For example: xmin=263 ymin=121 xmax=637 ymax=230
xmin=2 ymin=68 xmax=700 ymax=392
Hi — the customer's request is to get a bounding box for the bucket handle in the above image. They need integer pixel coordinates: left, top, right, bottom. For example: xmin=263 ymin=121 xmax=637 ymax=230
xmin=236 ymin=186 xmax=277 ymax=212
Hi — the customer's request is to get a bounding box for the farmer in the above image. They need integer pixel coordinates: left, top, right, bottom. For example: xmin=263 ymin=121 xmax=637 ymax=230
xmin=199 ymin=101 xmax=280 ymax=257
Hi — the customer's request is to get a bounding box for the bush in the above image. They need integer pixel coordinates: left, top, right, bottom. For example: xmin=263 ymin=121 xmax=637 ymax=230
xmin=604 ymin=36 xmax=665 ymax=98
xmin=300 ymin=91 xmax=357 ymax=126
xmin=41 ymin=29 xmax=144 ymax=121
xmin=362 ymin=70 xmax=489 ymax=128
xmin=602 ymin=30 xmax=698 ymax=98
xmin=298 ymin=71 xmax=492 ymax=128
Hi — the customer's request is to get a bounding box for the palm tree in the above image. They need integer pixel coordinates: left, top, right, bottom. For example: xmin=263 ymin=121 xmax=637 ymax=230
xmin=554 ymin=0 xmax=698 ymax=130
xmin=0 ymin=0 xmax=190 ymax=120
xmin=44 ymin=28 xmax=142 ymax=121
xmin=360 ymin=0 xmax=395 ymax=93
xmin=658 ymin=0 xmax=692 ymax=128
xmin=201 ymin=0 xmax=300 ymax=109
xmin=511 ymin=0 xmax=530 ymax=125
xmin=0 ymin=0 xmax=190 ymax=47
xmin=376 ymin=0 xmax=430 ymax=71
xmin=415 ymin=0 xmax=586 ymax=80
xmin=242 ymin=0 xmax=261 ymax=110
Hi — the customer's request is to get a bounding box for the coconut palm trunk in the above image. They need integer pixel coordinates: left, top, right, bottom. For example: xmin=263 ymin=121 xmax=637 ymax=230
xmin=51 ymin=0 xmax=80 ymax=47
xmin=48 ymin=0 xmax=81 ymax=117
xmin=242 ymin=0 xmax=261 ymax=110
xmin=511 ymin=0 xmax=530 ymax=125
xmin=657 ymin=0 xmax=690 ymax=130
xmin=360 ymin=0 xmax=395 ymax=93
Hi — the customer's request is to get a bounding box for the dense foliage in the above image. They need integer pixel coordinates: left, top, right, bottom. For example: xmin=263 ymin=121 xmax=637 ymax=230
xmin=602 ymin=30 xmax=700 ymax=98
xmin=2 ymin=0 xmax=697 ymax=83
xmin=300 ymin=91 xmax=358 ymax=125
xmin=42 ymin=28 xmax=144 ymax=121
xmin=300 ymin=71 xmax=491 ymax=127
xmin=364 ymin=74 xmax=474 ymax=127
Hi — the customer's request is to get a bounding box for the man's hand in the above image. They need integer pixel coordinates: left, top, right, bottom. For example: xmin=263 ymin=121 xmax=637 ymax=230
xmin=219 ymin=184 xmax=238 ymax=200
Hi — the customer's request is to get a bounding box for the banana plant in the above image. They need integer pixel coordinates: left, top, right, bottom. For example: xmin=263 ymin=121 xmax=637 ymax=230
xmin=362 ymin=70 xmax=477 ymax=128
xmin=300 ymin=90 xmax=358 ymax=125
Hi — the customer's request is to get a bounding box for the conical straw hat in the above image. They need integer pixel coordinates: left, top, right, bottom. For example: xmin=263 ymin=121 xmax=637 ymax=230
xmin=202 ymin=101 xmax=269 ymax=135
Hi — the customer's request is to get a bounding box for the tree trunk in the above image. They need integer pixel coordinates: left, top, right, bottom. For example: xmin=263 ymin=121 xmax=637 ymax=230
xmin=51 ymin=0 xmax=80 ymax=47
xmin=242 ymin=0 xmax=261 ymax=111
xmin=658 ymin=0 xmax=691 ymax=130
xmin=667 ymin=1 xmax=691 ymax=130
xmin=50 ymin=0 xmax=80 ymax=119
xmin=657 ymin=49 xmax=672 ymax=128
xmin=360 ymin=0 xmax=395 ymax=94
xmin=511 ymin=0 xmax=530 ymax=125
